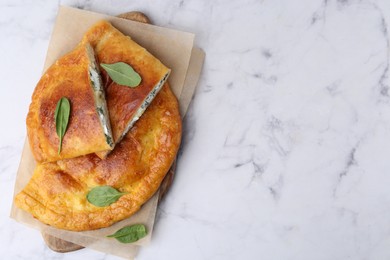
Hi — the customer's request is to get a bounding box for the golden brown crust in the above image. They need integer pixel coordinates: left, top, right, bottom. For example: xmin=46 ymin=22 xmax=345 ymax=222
xmin=27 ymin=43 xmax=111 ymax=163
xmin=82 ymin=21 xmax=170 ymax=148
xmin=15 ymin=84 xmax=182 ymax=231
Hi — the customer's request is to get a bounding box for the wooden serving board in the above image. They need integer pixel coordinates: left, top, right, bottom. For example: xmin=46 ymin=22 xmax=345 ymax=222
xmin=41 ymin=11 xmax=177 ymax=253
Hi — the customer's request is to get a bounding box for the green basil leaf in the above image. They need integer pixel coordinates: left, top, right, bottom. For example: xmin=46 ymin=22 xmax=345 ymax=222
xmin=100 ymin=62 xmax=141 ymax=87
xmin=107 ymin=224 xmax=147 ymax=243
xmin=54 ymin=97 xmax=70 ymax=154
xmin=86 ymin=186 xmax=127 ymax=207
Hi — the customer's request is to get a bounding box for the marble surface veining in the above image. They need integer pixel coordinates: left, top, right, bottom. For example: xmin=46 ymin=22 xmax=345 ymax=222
xmin=2 ymin=0 xmax=390 ymax=259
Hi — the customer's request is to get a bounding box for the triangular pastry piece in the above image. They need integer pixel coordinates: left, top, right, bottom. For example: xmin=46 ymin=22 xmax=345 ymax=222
xmin=27 ymin=42 xmax=113 ymax=163
xmin=82 ymin=21 xmax=171 ymax=158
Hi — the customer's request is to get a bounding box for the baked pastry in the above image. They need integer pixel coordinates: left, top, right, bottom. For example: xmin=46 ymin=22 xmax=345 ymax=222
xmin=15 ymin=84 xmax=181 ymax=231
xmin=17 ymin=20 xmax=181 ymax=231
xmin=27 ymin=43 xmax=113 ymax=163
xmin=82 ymin=21 xmax=171 ymax=158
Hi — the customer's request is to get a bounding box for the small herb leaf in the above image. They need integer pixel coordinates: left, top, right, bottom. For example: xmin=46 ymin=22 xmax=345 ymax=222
xmin=101 ymin=62 xmax=141 ymax=87
xmin=54 ymin=97 xmax=71 ymax=154
xmin=107 ymin=224 xmax=147 ymax=243
xmin=86 ymin=186 xmax=127 ymax=207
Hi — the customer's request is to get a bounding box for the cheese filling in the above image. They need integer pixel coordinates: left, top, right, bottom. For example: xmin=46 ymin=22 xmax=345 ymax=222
xmin=118 ymin=71 xmax=171 ymax=143
xmin=86 ymin=44 xmax=114 ymax=148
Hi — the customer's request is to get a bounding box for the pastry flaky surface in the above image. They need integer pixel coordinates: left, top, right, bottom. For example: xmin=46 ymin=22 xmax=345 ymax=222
xmin=27 ymin=43 xmax=113 ymax=163
xmin=15 ymin=84 xmax=181 ymax=231
xmin=82 ymin=21 xmax=171 ymax=157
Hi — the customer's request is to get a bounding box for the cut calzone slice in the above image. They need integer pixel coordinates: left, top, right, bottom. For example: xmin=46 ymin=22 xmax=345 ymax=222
xmin=27 ymin=43 xmax=113 ymax=163
xmin=82 ymin=21 xmax=171 ymax=158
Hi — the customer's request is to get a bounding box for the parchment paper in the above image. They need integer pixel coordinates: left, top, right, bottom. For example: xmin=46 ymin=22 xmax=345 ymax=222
xmin=10 ymin=6 xmax=205 ymax=260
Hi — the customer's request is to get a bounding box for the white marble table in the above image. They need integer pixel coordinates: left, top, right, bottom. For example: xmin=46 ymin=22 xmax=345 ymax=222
xmin=2 ymin=0 xmax=390 ymax=259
